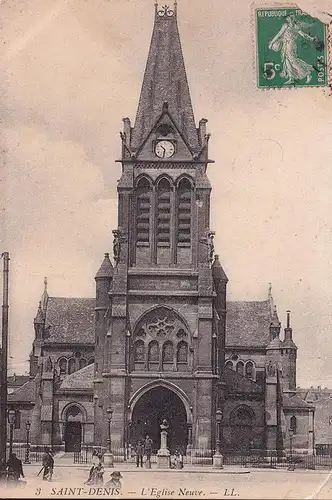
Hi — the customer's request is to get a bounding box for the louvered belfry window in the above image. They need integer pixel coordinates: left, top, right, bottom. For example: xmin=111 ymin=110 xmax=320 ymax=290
xmin=136 ymin=177 xmax=151 ymax=245
xmin=157 ymin=178 xmax=171 ymax=246
xmin=177 ymin=178 xmax=192 ymax=246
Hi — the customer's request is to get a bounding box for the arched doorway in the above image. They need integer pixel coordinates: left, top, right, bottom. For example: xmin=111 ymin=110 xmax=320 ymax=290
xmin=229 ymin=405 xmax=255 ymax=452
xmin=64 ymin=405 xmax=83 ymax=452
xmin=131 ymin=387 xmax=188 ymax=454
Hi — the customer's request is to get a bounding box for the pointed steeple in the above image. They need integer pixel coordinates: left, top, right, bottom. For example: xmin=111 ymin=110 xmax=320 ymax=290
xmin=34 ymin=301 xmax=44 ymax=325
xmin=131 ymin=2 xmax=199 ymax=151
xmin=95 ymin=253 xmax=114 ymax=280
xmin=41 ymin=277 xmax=48 ymax=312
xmin=212 ymin=255 xmax=228 ymax=282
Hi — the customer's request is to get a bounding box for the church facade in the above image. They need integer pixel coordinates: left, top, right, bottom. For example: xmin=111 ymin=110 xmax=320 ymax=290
xmin=9 ymin=3 xmax=314 ymax=457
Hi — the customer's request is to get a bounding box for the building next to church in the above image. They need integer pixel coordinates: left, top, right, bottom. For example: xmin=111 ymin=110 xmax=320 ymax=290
xmin=8 ymin=3 xmax=314 ymax=457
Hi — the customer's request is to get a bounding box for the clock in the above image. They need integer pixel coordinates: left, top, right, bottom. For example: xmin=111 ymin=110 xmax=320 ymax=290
xmin=155 ymin=140 xmax=175 ymax=158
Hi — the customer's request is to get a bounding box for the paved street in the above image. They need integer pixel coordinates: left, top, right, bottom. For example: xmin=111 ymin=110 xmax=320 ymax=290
xmin=2 ymin=463 xmax=332 ymax=499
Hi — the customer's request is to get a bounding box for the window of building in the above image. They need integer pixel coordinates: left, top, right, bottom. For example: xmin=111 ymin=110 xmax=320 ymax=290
xmin=134 ymin=340 xmax=145 ymax=362
xmin=79 ymin=358 xmax=87 ymax=370
xmin=59 ymin=357 xmax=67 ymax=375
xmin=177 ymin=341 xmax=188 ymax=364
xmin=162 ymin=341 xmax=174 ymax=364
xmin=245 ymin=361 xmax=254 ymax=379
xmin=157 ymin=178 xmax=171 ymax=246
xmin=88 ymin=357 xmax=94 ymax=365
xmin=236 ymin=361 xmax=244 ymax=376
xmin=68 ymin=358 xmax=76 ymax=374
xmin=290 ymin=415 xmax=297 ymax=434
xmin=177 ymin=178 xmax=192 ymax=246
xmin=225 ymin=360 xmax=233 ymax=371
xmin=148 ymin=341 xmax=160 ymax=363
xmin=136 ymin=177 xmax=151 ymax=245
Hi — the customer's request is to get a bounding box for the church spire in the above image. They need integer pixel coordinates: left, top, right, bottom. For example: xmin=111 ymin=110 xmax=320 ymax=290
xmin=131 ymin=2 xmax=199 ymax=151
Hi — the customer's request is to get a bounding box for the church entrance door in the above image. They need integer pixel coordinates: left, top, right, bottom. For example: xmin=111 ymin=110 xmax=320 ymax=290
xmin=64 ymin=405 xmax=83 ymax=452
xmin=64 ymin=422 xmax=82 ymax=452
xmin=131 ymin=387 xmax=188 ymax=454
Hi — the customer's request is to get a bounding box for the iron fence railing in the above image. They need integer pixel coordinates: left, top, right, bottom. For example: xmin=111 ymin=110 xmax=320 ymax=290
xmin=6 ymin=444 xmax=45 ymax=464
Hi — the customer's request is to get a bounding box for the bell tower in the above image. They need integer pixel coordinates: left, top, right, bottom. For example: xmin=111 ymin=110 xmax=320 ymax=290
xmin=94 ymin=2 xmax=228 ymax=456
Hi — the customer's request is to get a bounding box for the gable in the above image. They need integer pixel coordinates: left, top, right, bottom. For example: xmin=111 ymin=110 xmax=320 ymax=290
xmin=136 ymin=112 xmax=194 ymax=162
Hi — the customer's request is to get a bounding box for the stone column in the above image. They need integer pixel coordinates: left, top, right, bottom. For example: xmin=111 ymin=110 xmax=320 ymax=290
xmin=157 ymin=419 xmax=170 ymax=468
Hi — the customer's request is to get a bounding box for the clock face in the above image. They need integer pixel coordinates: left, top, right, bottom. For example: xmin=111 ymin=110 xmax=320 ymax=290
xmin=155 ymin=140 xmax=175 ymax=159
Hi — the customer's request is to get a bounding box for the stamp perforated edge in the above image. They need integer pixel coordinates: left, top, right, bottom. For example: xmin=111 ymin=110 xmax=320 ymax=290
xmin=250 ymin=1 xmax=332 ymax=90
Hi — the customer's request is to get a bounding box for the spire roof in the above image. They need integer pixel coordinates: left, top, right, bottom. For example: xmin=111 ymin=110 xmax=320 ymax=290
xmin=95 ymin=253 xmax=114 ymax=279
xmin=131 ymin=3 xmax=199 ymax=151
xmin=212 ymin=255 xmax=228 ymax=282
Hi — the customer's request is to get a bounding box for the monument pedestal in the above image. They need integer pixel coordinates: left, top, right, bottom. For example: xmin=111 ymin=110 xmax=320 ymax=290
xmin=157 ymin=425 xmax=171 ymax=469
xmin=103 ymin=452 xmax=114 ymax=468
xmin=212 ymin=453 xmax=223 ymax=469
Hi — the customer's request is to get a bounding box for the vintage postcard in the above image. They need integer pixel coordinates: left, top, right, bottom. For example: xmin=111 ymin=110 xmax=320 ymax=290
xmin=1 ymin=0 xmax=332 ymax=498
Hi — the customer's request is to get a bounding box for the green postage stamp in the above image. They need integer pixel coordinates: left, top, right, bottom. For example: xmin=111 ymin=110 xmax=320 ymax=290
xmin=256 ymin=7 xmax=328 ymax=88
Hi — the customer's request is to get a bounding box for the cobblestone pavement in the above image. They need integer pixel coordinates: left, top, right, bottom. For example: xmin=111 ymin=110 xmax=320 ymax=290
xmin=1 ymin=464 xmax=332 ymax=499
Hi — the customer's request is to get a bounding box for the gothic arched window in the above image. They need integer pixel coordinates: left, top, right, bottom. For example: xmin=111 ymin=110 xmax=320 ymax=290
xmin=136 ymin=177 xmax=151 ymax=245
xmin=157 ymin=178 xmax=171 ymax=246
xmin=290 ymin=415 xmax=297 ymax=434
xmin=162 ymin=341 xmax=174 ymax=364
xmin=245 ymin=361 xmax=254 ymax=379
xmin=177 ymin=341 xmax=188 ymax=364
xmin=88 ymin=357 xmax=94 ymax=365
xmin=68 ymin=358 xmax=76 ymax=374
xmin=225 ymin=360 xmax=233 ymax=371
xmin=236 ymin=361 xmax=244 ymax=376
xmin=59 ymin=357 xmax=67 ymax=374
xmin=177 ymin=178 xmax=192 ymax=246
xmin=134 ymin=340 xmax=145 ymax=362
xmin=148 ymin=341 xmax=160 ymax=364
xmin=79 ymin=358 xmax=87 ymax=370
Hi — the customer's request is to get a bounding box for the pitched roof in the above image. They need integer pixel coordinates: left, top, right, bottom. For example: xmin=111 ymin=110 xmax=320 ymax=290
xmin=95 ymin=253 xmax=113 ymax=279
xmin=60 ymin=364 xmax=94 ymax=390
xmin=226 ymin=300 xmax=271 ymax=347
xmin=224 ymin=368 xmax=264 ymax=394
xmin=131 ymin=4 xmax=199 ymax=151
xmin=44 ymin=297 xmax=95 ymax=344
xmin=283 ymin=394 xmax=314 ymax=409
xmin=7 ymin=374 xmax=30 ymax=388
xmin=8 ymin=379 xmax=35 ymax=403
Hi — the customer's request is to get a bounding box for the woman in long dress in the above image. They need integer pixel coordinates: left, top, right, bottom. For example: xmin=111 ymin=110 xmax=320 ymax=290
xmin=268 ymin=13 xmax=317 ymax=84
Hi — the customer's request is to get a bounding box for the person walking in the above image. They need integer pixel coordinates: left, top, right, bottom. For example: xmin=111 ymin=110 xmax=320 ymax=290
xmin=144 ymin=435 xmax=153 ymax=467
xmin=135 ymin=440 xmax=144 ymax=468
xmin=6 ymin=453 xmax=25 ymax=483
xmin=85 ymin=449 xmax=101 ymax=485
xmin=42 ymin=447 xmax=54 ymax=481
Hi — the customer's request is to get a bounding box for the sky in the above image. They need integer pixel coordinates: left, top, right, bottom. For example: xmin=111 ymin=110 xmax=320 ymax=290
xmin=1 ymin=0 xmax=332 ymax=387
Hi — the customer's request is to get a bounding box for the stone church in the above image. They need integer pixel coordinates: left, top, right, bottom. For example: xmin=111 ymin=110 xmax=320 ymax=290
xmin=9 ymin=2 xmax=314 ymax=457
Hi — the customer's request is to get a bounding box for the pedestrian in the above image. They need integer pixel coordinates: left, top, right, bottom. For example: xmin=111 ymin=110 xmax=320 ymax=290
xmin=135 ymin=440 xmax=144 ymax=468
xmin=174 ymin=450 xmax=183 ymax=469
xmin=6 ymin=453 xmax=25 ymax=483
xmin=144 ymin=435 xmax=153 ymax=463
xmin=104 ymin=470 xmax=122 ymax=490
xmin=85 ymin=449 xmax=100 ymax=485
xmin=93 ymin=462 xmax=104 ymax=485
xmin=42 ymin=447 xmax=54 ymax=481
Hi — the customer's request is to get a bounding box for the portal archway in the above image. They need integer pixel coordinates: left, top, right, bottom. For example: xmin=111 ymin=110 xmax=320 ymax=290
xmin=131 ymin=386 xmax=188 ymax=454
xmin=63 ymin=405 xmax=83 ymax=452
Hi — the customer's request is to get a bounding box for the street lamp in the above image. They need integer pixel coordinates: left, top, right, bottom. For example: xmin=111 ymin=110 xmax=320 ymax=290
xmin=213 ymin=409 xmax=223 ymax=469
xmin=104 ymin=407 xmax=114 ymax=468
xmin=7 ymin=409 xmax=16 ymax=457
xmin=289 ymin=428 xmax=294 ymax=462
xmin=24 ymin=421 xmax=31 ymax=464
